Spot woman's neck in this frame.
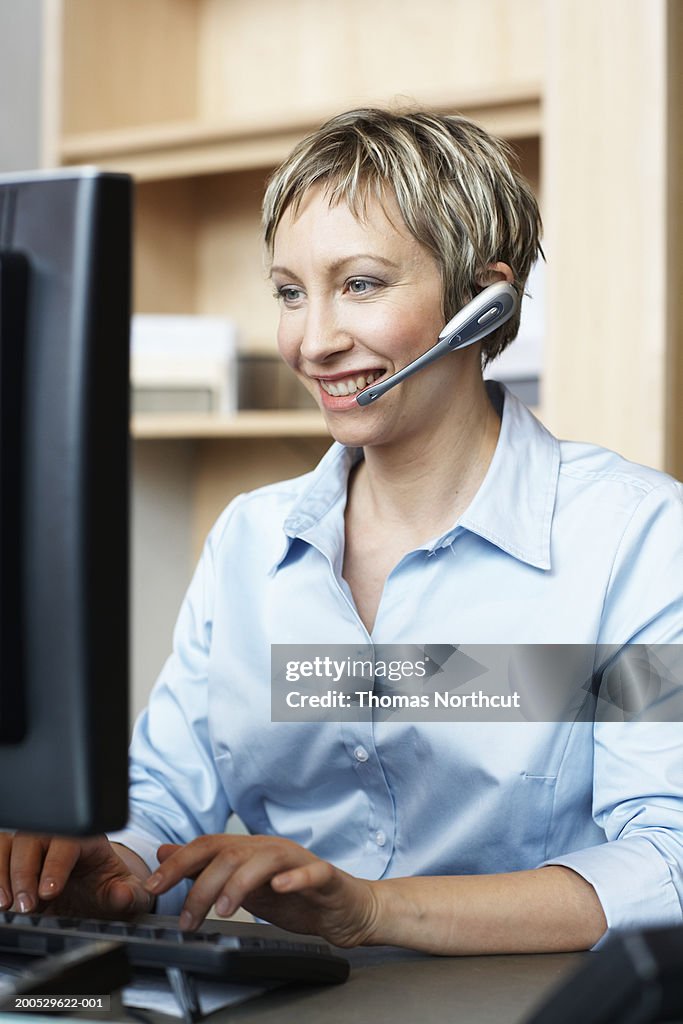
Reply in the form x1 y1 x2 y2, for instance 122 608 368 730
351 378 501 543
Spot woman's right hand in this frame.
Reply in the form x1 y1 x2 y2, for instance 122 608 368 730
0 832 154 919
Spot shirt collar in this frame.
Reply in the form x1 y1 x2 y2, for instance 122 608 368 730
272 382 560 573
269 443 358 573
458 382 560 570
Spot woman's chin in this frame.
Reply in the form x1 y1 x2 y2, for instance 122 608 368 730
322 415 391 451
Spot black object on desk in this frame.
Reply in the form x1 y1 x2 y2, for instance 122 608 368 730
0 938 130 1009
526 926 683 1024
0 168 131 835
0 911 349 987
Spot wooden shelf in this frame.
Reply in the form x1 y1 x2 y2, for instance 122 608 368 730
131 405 541 440
59 85 542 181
131 409 330 439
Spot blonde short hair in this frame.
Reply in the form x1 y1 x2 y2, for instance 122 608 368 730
262 108 542 364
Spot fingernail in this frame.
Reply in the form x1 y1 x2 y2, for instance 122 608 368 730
16 893 33 914
145 874 162 893
215 895 231 917
39 878 58 898
179 910 194 931
0 888 10 908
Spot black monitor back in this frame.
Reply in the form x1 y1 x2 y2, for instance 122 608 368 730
0 169 130 833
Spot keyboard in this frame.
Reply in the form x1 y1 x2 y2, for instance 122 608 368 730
0 911 350 986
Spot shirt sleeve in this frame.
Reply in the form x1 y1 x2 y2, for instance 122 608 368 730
108 507 233 915
542 480 683 947
543 722 683 947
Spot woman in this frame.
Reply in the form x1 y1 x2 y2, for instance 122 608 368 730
3 109 682 954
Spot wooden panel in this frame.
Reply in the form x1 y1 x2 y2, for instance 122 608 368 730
195 168 280 350
665 0 683 479
542 0 669 468
134 179 200 313
131 410 329 439
41 0 64 167
509 137 541 199
197 0 543 124
60 125 314 179
57 92 541 180
61 0 198 133
131 440 196 721
192 437 331 561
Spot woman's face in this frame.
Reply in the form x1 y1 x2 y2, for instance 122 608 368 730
270 184 459 449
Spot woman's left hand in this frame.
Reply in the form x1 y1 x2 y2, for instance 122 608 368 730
144 834 379 947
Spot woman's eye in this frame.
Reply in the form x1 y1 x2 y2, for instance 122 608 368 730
275 285 304 305
346 278 378 295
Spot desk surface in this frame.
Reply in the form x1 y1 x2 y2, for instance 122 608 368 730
142 918 585 1024
219 943 585 1024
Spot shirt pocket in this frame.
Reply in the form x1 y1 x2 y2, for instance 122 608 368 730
505 771 559 866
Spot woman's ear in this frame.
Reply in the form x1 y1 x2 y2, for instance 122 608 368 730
475 261 514 287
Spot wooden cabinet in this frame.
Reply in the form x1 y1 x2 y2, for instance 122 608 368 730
41 0 682 713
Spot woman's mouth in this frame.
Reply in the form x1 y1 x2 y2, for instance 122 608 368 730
318 370 385 397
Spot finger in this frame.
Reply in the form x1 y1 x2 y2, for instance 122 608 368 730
213 848 315 920
37 838 82 902
180 847 279 928
271 859 336 897
9 834 48 913
105 877 155 917
145 837 228 897
156 844 182 864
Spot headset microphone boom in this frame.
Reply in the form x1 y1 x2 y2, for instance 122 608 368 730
355 281 518 406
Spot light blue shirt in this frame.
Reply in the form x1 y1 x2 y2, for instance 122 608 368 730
113 384 683 944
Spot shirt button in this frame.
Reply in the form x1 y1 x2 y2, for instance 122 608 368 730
375 830 387 847
353 745 369 762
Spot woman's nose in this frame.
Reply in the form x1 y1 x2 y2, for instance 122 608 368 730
299 301 353 364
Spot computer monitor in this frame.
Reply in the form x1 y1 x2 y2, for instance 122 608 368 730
0 167 131 834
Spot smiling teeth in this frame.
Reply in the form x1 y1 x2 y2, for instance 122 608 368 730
320 372 383 397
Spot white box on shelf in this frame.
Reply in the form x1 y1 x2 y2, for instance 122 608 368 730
131 315 239 415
